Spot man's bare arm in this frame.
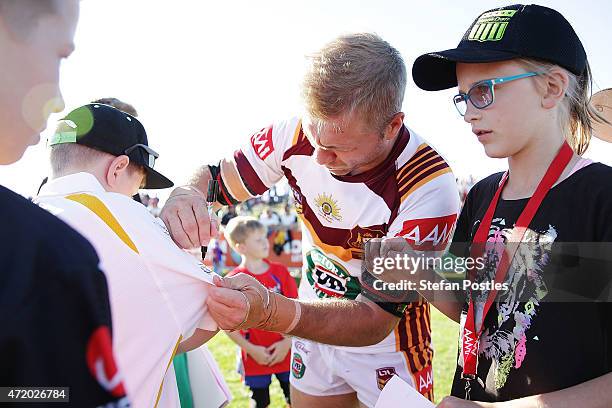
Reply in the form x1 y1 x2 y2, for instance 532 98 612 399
290 298 399 346
206 274 399 347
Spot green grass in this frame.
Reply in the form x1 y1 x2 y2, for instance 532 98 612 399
208 308 459 407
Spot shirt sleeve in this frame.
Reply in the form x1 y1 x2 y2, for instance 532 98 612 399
210 117 302 205
143 217 218 338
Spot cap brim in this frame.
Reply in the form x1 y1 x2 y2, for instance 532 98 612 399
143 167 174 189
412 48 519 91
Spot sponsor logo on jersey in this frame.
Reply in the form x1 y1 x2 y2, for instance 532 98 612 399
86 326 126 398
305 248 360 299
414 365 434 395
294 341 310 355
314 193 342 222
398 214 458 251
376 367 397 390
292 353 306 379
250 126 274 161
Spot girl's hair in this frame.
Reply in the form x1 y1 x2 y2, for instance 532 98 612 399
518 58 611 155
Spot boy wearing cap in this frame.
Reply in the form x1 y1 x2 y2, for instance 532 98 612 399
35 103 218 407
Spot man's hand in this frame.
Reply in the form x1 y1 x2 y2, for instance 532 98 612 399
207 274 271 330
266 337 292 366
364 237 424 298
246 344 272 366
160 186 216 249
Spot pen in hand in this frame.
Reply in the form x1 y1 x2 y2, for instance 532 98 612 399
201 179 218 260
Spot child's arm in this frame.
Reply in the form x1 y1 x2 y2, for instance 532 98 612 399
177 329 218 354
225 330 272 366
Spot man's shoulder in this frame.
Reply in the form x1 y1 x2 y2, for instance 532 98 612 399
1 186 99 271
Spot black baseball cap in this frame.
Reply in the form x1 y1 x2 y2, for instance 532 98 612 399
412 4 587 91
49 103 173 189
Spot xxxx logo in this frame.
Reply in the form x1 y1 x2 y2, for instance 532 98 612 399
305 248 360 299
468 9 517 42
292 353 306 379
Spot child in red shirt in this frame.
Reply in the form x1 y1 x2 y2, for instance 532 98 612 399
224 216 298 407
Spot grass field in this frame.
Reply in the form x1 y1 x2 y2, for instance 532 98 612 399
208 308 459 407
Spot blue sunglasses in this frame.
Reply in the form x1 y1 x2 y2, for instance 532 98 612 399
453 72 539 116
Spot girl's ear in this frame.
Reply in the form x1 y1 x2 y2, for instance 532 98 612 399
541 68 570 109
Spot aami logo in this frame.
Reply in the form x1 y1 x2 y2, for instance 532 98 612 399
462 328 478 359
86 326 126 398
250 126 274 161
414 365 434 395
398 214 458 251
376 367 397 390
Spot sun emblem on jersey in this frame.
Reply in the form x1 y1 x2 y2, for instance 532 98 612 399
314 193 342 222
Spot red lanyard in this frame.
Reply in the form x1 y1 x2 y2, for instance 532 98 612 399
461 142 573 386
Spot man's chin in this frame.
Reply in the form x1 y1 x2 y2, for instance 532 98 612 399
327 167 351 176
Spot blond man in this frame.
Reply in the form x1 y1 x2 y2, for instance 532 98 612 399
161 33 460 407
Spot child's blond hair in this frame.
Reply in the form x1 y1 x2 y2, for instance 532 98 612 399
224 216 266 250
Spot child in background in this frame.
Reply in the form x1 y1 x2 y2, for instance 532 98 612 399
224 216 297 408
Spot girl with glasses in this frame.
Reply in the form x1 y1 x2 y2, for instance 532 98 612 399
373 4 612 407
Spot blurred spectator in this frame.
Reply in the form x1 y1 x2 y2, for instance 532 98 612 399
92 97 139 117
148 197 161 217
258 208 280 231
221 206 237 226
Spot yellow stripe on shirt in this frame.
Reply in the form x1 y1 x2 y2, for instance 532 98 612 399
154 335 183 408
65 193 139 254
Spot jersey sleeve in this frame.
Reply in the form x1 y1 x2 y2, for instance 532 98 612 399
211 117 302 205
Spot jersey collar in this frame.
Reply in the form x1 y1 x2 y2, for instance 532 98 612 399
38 172 107 197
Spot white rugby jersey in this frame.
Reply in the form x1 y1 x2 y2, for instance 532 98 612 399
36 173 216 408
213 117 459 366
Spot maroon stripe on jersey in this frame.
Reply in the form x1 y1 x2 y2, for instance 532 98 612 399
397 313 418 373
397 149 438 181
282 127 314 161
365 174 400 215
396 145 435 180
398 155 445 190
408 301 429 369
398 161 449 198
282 166 386 250
358 127 412 213
234 149 268 195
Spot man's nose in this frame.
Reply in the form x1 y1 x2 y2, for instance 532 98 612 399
314 147 336 166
